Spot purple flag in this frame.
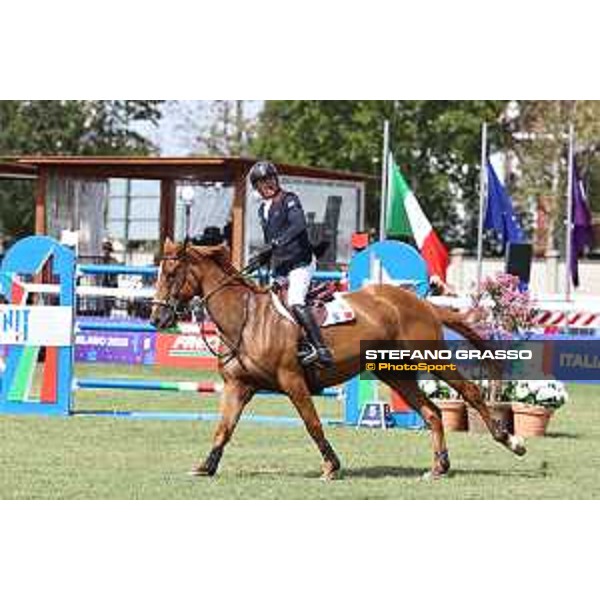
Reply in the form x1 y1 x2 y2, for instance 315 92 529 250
570 159 594 287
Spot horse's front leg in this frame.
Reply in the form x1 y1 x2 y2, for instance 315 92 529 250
190 381 254 476
282 373 341 480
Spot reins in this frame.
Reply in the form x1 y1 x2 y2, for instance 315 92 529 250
153 246 265 364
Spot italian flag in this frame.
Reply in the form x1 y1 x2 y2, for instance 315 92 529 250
385 155 449 280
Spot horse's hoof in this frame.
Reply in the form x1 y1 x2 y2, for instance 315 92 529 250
508 435 527 457
188 465 216 477
421 469 449 481
320 468 341 481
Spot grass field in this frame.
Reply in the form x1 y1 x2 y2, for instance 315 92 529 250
1 363 599 499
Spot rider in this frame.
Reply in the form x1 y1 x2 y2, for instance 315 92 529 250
249 161 334 367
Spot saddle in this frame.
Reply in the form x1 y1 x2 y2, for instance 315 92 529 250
271 280 355 384
272 280 338 326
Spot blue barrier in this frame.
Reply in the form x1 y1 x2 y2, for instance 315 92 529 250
79 263 344 281
77 321 159 333
79 264 157 276
76 410 342 426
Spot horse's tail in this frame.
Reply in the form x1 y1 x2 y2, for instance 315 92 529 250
431 304 503 382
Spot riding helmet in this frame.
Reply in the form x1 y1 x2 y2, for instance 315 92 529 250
249 161 279 189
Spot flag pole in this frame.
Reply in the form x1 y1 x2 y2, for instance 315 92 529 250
565 123 575 302
379 120 390 242
476 122 488 291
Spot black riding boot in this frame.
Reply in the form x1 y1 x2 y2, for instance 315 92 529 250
291 304 334 367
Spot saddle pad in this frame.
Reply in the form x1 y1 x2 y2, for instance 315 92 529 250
271 291 295 321
321 293 355 326
270 292 355 327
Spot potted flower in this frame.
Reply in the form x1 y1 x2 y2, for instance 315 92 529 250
419 378 467 432
458 377 515 434
467 273 537 434
503 380 568 437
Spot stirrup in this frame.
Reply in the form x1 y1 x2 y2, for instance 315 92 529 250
316 346 334 367
299 343 318 366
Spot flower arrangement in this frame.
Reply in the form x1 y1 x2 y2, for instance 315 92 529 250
418 378 458 401
470 273 537 340
502 380 568 411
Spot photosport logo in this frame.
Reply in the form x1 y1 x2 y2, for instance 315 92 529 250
361 339 600 381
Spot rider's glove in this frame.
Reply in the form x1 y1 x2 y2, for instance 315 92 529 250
248 243 273 269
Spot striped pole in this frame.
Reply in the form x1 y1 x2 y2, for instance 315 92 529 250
75 378 223 393
74 378 343 399
75 321 214 334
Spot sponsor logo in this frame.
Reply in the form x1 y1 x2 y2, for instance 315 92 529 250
1 308 30 343
75 335 130 348
156 333 220 364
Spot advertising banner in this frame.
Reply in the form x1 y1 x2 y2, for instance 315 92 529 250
0 306 73 346
75 318 155 364
155 331 219 369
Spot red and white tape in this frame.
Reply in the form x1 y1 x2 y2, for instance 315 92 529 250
533 310 600 328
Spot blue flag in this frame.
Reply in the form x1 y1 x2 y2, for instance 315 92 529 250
484 160 525 247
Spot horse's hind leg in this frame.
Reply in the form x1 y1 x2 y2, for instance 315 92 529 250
438 369 526 457
281 373 341 480
378 375 450 478
191 380 254 476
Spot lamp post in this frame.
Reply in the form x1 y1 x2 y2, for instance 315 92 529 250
181 185 195 241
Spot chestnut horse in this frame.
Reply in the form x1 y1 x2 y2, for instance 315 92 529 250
150 241 526 480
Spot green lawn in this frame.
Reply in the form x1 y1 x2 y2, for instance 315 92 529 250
1 363 599 499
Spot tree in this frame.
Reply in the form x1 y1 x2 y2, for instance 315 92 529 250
251 100 506 248
503 100 600 256
170 100 259 156
0 100 163 242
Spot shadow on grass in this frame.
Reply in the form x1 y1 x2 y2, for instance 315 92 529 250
544 431 580 439
234 463 547 481
338 465 546 480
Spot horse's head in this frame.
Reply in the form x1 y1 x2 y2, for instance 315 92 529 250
150 239 229 330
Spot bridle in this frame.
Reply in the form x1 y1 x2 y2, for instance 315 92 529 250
153 246 263 362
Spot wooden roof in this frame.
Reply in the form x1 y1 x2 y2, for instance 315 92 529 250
0 161 37 180
4 155 372 183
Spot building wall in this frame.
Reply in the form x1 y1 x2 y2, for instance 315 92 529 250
447 249 600 297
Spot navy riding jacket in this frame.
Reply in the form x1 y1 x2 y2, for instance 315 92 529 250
258 191 313 277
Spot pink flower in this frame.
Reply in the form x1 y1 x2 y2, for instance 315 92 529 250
470 272 535 338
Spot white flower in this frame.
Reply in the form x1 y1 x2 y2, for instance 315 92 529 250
536 386 556 401
420 379 438 395
515 382 531 400
526 380 544 393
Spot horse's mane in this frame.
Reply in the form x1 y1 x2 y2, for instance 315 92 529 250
187 243 267 294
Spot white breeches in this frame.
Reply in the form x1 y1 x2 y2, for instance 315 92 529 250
286 256 316 306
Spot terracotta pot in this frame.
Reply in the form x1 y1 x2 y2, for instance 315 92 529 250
468 402 514 435
437 399 468 432
512 402 553 437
